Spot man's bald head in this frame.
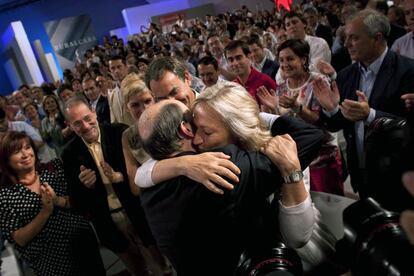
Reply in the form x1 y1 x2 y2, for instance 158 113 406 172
139 99 191 160
139 100 168 141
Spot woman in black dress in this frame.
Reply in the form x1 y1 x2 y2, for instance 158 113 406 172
0 131 105 276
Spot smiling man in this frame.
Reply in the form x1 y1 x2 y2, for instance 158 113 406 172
82 78 110 124
283 11 331 73
197 55 223 88
61 96 158 276
225 40 276 103
145 57 197 108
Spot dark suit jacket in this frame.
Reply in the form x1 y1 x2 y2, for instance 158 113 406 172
321 50 414 193
94 96 110 124
261 58 279 80
141 116 324 276
315 24 333 48
62 123 154 251
388 23 406 48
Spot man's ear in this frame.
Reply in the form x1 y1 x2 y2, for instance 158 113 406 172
184 71 192 86
374 32 384 43
179 121 194 139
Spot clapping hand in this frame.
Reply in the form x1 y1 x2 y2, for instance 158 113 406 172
79 165 96 188
313 78 340 111
279 94 299 109
401 94 414 112
257 86 279 112
101 161 124 183
340 91 370 121
40 184 54 215
316 60 336 78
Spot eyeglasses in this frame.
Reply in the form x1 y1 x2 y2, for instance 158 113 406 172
70 113 96 129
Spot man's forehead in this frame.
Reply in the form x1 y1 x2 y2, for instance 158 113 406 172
151 72 182 90
199 64 216 71
345 18 365 33
285 17 301 23
109 59 124 66
208 37 220 43
226 47 245 58
83 80 95 87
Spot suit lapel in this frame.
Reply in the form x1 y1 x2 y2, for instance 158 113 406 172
74 137 97 171
99 125 111 164
368 51 394 107
95 96 102 114
349 65 360 101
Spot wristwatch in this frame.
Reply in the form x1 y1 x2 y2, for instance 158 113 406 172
283 170 304 184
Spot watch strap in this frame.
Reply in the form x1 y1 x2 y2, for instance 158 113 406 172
283 170 304 184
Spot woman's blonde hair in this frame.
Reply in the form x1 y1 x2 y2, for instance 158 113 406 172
194 82 271 151
121 73 153 106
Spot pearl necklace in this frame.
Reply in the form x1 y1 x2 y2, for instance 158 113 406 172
286 74 312 94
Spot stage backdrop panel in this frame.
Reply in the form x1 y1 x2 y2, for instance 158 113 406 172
44 14 97 70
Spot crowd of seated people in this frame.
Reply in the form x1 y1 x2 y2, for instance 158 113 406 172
1 0 414 275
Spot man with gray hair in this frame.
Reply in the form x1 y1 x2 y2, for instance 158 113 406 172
313 9 414 198
61 96 159 275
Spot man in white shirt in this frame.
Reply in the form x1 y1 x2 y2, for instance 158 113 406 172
247 35 279 80
108 55 134 125
284 11 331 72
275 11 331 84
197 56 225 89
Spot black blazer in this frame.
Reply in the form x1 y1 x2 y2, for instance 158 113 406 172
321 50 414 191
141 116 324 275
388 23 406 48
94 96 110 124
62 123 154 251
261 58 279 80
315 24 333 48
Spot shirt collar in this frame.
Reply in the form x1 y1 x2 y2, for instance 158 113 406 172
81 125 101 147
257 56 267 69
90 95 100 107
359 47 388 75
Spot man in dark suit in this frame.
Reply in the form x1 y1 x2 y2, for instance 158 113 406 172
82 78 110 124
313 9 414 198
137 99 323 275
61 96 157 276
374 0 406 47
247 35 279 80
304 6 333 48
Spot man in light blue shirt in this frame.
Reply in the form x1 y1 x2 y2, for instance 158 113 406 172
313 9 414 198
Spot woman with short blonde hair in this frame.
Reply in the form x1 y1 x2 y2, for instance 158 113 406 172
121 73 151 108
194 82 271 151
